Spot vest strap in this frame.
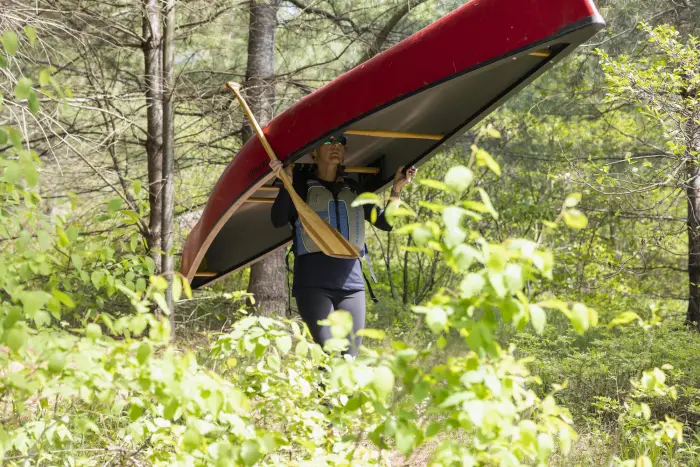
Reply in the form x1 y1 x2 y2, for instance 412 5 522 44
363 271 379 303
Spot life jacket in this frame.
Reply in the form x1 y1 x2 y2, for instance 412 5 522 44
294 179 365 256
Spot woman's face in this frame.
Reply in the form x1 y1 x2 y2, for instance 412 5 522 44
315 135 346 165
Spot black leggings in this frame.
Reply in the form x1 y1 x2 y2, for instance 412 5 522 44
294 288 366 357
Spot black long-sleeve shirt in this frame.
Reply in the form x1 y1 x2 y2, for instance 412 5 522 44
271 173 392 294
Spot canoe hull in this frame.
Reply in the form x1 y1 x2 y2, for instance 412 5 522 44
182 0 605 288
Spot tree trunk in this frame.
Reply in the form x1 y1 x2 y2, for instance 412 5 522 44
142 0 163 273
686 164 700 327
244 0 287 316
162 0 176 328
686 105 700 327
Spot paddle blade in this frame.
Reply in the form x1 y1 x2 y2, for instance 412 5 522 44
290 189 360 259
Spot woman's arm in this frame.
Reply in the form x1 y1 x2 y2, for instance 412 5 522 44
271 186 297 227
269 162 299 228
363 165 417 231
364 204 393 231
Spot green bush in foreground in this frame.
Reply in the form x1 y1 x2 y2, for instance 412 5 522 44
0 25 685 467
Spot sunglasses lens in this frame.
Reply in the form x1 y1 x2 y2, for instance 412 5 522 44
322 135 347 146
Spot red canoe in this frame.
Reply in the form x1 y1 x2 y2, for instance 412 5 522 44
182 0 605 288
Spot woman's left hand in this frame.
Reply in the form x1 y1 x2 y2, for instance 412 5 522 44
392 165 417 193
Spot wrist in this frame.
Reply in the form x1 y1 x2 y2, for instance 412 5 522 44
390 187 401 199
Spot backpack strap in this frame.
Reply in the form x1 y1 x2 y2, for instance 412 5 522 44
360 243 379 303
285 247 293 317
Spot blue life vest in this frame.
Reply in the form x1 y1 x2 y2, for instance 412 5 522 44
294 179 366 256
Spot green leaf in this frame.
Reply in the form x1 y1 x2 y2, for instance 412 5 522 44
473 145 501 176
4 308 22 329
107 198 123 212
444 165 474 194
24 26 37 46
153 293 170 315
571 303 590 334
0 128 7 145
2 31 19 56
119 210 141 225
327 310 353 338
537 433 554 463
563 193 582 208
37 230 51 250
608 311 642 328
240 440 262 466
21 291 52 317
477 188 499 219
150 275 168 290
459 273 485 298
132 179 142 196
145 257 156 275
357 328 386 340
86 323 102 340
563 209 588 229
66 225 79 242
136 342 152 364
15 78 32 99
23 160 38 187
529 304 546 334
425 307 447 333
181 275 193 299
4 327 26 352
419 179 451 192
182 427 201 452
504 264 524 293
27 91 39 114
8 127 22 149
52 290 75 309
48 353 66 373
396 424 417 456
350 192 380 207
163 399 179 420
3 162 20 184
418 200 445 213
275 335 292 354
411 225 433 247
91 270 104 290
559 426 572 456
437 334 446 349
484 124 502 139
172 274 182 302
372 366 395 401
39 69 51 87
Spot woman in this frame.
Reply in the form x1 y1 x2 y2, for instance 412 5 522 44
270 134 415 357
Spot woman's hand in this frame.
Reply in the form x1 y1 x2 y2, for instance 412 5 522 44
270 160 292 182
391 165 416 197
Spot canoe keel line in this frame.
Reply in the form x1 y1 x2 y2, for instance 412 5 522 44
182 0 605 287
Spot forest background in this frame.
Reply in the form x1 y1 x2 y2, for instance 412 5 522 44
1 0 700 465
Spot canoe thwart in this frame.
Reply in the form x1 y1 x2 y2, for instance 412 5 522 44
344 129 443 140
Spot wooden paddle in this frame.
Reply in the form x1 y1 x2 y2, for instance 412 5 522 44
226 82 360 260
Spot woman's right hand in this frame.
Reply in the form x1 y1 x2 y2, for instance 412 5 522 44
269 160 292 182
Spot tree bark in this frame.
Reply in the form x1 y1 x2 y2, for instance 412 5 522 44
142 0 163 273
162 0 176 328
686 108 700 328
245 0 287 316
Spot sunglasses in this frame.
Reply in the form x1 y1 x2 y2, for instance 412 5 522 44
322 135 347 146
